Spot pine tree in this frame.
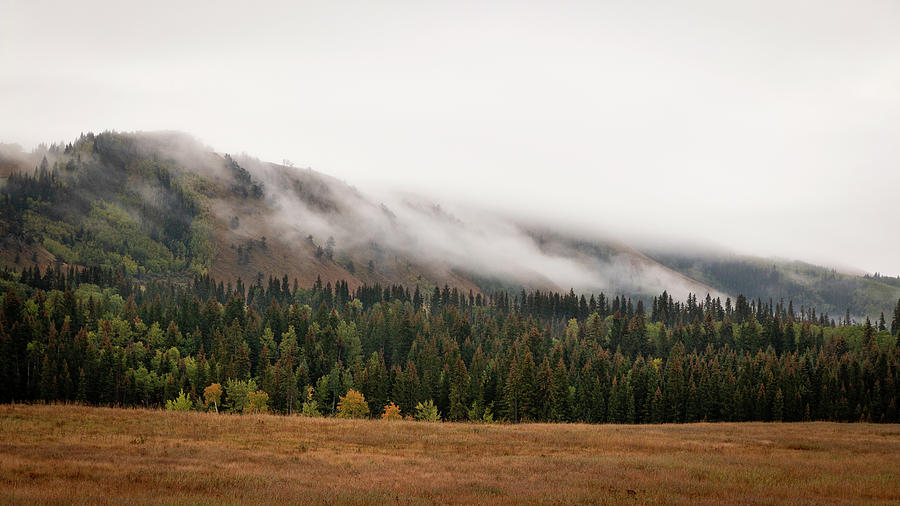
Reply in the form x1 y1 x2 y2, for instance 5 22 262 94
276 327 301 413
40 354 57 401
607 377 622 423
165 321 182 349
504 351 537 422
863 317 876 349
755 383 767 421
686 379 702 423
76 368 87 403
650 386 664 423
0 322 13 402
625 312 647 358
664 343 686 422
608 375 634 423
233 342 251 380
773 388 784 421
549 359 571 422
361 352 389 416
60 360 74 401
391 361 421 416
537 358 553 421
448 356 469 421
891 298 900 336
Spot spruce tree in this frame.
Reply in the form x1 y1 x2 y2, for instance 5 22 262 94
40 354 57 401
650 386 664 423
448 356 469 421
549 359 571 422
863 317 875 349
891 298 900 336
0 322 13 402
76 368 87 403
773 388 784 421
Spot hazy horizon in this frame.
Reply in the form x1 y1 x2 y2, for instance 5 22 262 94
2 0 898 276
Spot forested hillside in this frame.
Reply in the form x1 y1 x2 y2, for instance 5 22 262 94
0 133 216 276
0 130 897 319
1 264 898 423
650 253 900 320
0 132 492 294
2 133 899 422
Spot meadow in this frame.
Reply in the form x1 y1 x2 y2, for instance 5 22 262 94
1 404 899 504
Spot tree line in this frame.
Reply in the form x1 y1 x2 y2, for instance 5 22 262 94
1 264 898 423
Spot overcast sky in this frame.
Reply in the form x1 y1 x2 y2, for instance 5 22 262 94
2 0 899 275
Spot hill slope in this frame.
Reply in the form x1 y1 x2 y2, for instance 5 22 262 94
1 130 897 316
648 251 900 319
0 131 713 297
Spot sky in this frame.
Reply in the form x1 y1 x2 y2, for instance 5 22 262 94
2 0 899 276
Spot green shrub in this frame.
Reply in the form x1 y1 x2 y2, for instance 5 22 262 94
301 400 322 417
415 400 440 422
165 389 193 411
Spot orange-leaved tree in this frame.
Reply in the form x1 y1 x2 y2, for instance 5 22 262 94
204 383 222 413
382 401 402 420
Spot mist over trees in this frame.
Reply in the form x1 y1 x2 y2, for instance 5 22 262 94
2 130 897 321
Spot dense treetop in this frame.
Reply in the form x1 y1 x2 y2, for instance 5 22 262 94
1 264 898 423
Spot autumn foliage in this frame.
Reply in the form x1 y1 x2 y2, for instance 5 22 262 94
337 389 369 419
382 401 402 420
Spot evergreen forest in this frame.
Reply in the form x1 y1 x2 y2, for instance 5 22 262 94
2 264 898 423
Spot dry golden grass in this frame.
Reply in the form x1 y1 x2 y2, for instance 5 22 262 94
1 404 899 505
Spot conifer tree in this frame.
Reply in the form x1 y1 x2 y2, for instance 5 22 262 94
773 388 784 421
448 356 469 421
650 386 664 423
863 317 876 349
504 351 538 422
40 354 57 401
76 368 88 403
892 298 900 336
276 327 301 413
549 359 571 422
0 322 13 402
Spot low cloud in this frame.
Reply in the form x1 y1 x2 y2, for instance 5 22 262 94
231 152 722 299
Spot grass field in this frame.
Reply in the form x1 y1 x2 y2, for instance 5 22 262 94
1 405 899 504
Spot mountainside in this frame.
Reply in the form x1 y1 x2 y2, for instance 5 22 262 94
0 132 481 294
647 252 900 320
1 131 897 317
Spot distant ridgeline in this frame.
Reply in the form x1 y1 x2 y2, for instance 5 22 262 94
1 264 898 423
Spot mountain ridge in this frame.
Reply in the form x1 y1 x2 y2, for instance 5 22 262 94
1 130 897 318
